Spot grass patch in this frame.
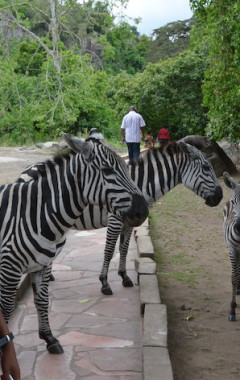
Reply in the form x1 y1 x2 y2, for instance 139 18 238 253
158 271 198 284
168 253 193 265
149 184 219 286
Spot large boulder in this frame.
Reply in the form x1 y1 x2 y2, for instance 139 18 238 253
179 135 237 177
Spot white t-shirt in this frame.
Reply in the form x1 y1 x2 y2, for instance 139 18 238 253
121 111 146 143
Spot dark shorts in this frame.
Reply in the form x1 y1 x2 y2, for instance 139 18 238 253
127 143 140 162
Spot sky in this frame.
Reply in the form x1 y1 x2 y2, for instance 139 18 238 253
124 0 193 36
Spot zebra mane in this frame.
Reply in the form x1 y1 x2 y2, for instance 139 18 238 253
135 141 180 167
19 140 128 182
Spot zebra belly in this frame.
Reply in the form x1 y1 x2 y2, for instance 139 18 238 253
0 235 66 273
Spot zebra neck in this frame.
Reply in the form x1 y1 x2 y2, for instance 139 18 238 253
39 156 88 231
129 149 179 204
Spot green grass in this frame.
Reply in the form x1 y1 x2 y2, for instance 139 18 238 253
149 184 221 286
158 271 198 284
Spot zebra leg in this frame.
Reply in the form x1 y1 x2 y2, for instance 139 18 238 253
229 251 238 321
0 258 22 323
118 227 134 287
31 265 64 354
236 261 240 295
99 215 123 295
237 282 240 295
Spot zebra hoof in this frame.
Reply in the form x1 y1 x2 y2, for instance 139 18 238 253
47 341 64 354
49 274 55 281
101 286 113 296
228 314 236 321
122 278 134 287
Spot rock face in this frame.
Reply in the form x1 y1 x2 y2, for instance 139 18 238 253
179 135 237 177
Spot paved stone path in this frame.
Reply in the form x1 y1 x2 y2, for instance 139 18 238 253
8 228 143 380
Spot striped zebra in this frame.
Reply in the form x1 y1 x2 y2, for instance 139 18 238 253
223 172 240 321
0 133 148 354
19 140 223 296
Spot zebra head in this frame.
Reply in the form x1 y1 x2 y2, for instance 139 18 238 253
62 133 148 226
178 142 223 207
223 172 240 233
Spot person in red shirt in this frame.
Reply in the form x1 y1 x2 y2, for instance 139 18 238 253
157 128 170 147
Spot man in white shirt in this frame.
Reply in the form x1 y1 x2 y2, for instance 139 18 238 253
121 106 145 163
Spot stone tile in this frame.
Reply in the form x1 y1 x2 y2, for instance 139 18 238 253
75 352 141 378
66 314 125 329
14 331 43 349
52 263 71 271
35 346 75 380
89 297 140 319
59 331 133 348
50 287 79 299
10 230 146 379
21 314 39 331
90 348 142 372
17 350 36 378
51 298 98 313
51 270 82 281
86 321 142 344
48 311 71 330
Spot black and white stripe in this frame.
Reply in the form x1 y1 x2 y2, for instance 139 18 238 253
0 133 148 354
19 141 223 297
223 172 240 321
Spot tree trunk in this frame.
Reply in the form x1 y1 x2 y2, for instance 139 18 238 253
50 0 61 73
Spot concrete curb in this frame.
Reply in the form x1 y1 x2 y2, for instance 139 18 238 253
134 218 174 380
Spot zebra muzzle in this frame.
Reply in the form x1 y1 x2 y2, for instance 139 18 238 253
123 194 149 227
205 186 223 207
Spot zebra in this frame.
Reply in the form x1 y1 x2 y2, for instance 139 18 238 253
0 133 149 354
19 140 223 296
223 172 240 321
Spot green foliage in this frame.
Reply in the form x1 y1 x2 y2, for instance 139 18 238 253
0 47 118 143
101 22 150 74
111 49 208 139
146 18 195 63
14 39 47 75
190 0 240 142
1 0 227 145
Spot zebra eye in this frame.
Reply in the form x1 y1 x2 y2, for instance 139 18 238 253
101 166 116 176
202 163 210 170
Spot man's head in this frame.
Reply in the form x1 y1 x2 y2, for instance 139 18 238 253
129 106 136 112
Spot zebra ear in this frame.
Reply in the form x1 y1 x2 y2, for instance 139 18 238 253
223 172 237 190
179 141 199 159
62 133 94 160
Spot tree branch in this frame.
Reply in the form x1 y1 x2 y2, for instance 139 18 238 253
1 2 51 22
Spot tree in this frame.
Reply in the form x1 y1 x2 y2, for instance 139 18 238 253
146 18 195 63
112 49 208 139
190 0 240 142
0 0 129 142
101 22 149 74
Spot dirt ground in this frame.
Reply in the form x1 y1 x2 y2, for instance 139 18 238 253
0 145 53 183
1 146 240 380
149 174 240 380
